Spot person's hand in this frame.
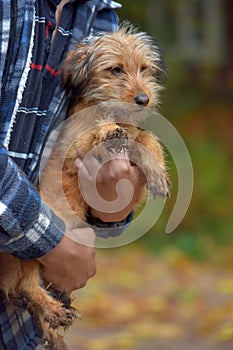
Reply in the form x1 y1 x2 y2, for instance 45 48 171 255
76 152 144 222
37 227 96 294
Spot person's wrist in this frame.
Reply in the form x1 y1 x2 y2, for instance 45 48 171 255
88 207 132 223
86 208 133 226
86 210 133 239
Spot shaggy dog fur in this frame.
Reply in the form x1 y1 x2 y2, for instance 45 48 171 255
0 25 170 348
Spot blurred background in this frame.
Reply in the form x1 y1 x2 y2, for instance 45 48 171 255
65 1 233 349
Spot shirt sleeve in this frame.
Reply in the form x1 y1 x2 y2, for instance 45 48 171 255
0 145 65 260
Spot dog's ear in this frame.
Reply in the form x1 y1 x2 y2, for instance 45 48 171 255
151 39 166 84
60 43 92 95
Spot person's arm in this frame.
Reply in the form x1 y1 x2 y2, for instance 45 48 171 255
0 145 65 258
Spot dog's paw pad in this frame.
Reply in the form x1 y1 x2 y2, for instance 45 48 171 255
104 127 128 141
104 127 128 152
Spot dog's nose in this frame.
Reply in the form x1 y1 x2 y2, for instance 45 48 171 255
134 94 149 106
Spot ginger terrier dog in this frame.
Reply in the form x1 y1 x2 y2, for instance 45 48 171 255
0 25 170 348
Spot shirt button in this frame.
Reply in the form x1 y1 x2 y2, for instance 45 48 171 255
49 10 55 18
45 46 50 54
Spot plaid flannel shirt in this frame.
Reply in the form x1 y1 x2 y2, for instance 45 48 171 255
0 0 124 348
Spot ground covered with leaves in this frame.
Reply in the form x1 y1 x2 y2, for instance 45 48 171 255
64 245 233 350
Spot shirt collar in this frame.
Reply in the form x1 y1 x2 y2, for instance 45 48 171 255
48 0 90 7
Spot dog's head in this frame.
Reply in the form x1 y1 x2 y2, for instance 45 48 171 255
61 24 165 110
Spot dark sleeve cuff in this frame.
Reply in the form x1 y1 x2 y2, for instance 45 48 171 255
86 210 133 238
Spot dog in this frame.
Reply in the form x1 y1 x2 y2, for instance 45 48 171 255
0 25 170 348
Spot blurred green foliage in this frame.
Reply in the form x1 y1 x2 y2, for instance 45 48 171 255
118 1 233 259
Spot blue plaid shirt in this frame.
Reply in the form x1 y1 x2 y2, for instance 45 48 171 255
0 0 123 348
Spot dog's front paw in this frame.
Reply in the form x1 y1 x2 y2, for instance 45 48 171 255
148 169 171 199
102 126 128 153
104 127 127 141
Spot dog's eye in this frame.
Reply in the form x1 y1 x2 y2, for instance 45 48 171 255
140 66 148 73
110 66 123 75
154 70 163 83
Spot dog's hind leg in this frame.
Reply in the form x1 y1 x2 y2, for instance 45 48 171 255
15 260 79 330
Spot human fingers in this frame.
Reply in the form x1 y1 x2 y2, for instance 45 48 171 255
38 228 96 293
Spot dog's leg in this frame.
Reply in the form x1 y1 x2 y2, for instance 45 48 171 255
17 260 79 330
41 332 69 350
128 128 170 198
62 122 129 221
0 253 78 331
